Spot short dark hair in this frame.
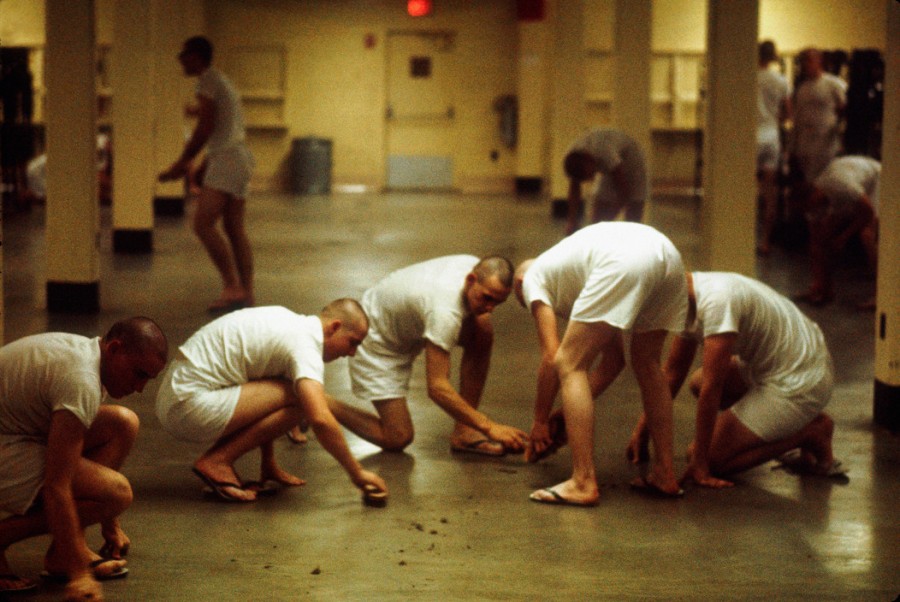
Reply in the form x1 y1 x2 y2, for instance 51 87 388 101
759 40 777 64
182 36 214 64
563 151 593 180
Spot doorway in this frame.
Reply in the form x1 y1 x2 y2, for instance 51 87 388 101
385 30 456 190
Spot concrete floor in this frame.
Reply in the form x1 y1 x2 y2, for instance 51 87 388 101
2 191 898 601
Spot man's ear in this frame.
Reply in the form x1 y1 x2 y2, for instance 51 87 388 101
324 319 342 337
464 272 477 287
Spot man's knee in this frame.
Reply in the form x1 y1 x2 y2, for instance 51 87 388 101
108 473 134 515
381 428 414 452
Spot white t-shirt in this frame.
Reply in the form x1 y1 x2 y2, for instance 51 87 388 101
362 255 477 355
793 74 846 154
177 306 325 389
815 155 881 216
197 67 246 154
567 128 648 204
0 333 103 435
685 272 830 395
757 68 789 144
522 222 686 332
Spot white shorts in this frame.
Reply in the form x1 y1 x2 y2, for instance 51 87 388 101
349 334 418 403
757 138 780 172
571 244 687 333
730 363 834 442
203 144 254 199
155 359 242 444
0 435 46 515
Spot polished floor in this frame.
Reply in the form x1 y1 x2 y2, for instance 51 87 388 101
2 190 898 601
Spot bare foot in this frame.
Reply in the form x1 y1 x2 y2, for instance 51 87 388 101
450 424 505 456
44 547 127 578
641 467 682 497
260 464 305 487
529 479 599 506
800 414 835 475
192 459 256 502
286 426 308 444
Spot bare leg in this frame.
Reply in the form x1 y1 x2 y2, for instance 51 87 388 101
532 321 619 506
757 168 778 255
630 329 681 494
193 187 245 304
327 396 414 452
709 412 834 476
194 380 305 501
81 406 140 559
221 196 254 305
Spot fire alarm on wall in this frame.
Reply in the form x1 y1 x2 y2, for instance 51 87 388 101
407 0 432 17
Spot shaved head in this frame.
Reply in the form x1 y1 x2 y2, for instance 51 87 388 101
321 298 368 333
473 256 514 288
104 316 168 363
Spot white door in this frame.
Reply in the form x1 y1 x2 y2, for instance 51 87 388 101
385 31 456 189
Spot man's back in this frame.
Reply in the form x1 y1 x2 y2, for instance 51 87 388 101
362 255 478 354
0 333 101 436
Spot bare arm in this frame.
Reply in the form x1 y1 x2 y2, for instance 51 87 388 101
425 342 527 449
457 314 493 408
159 95 215 181
43 411 94 580
527 301 563 453
294 378 387 493
684 333 737 488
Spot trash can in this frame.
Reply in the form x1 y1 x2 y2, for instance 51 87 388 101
291 137 332 195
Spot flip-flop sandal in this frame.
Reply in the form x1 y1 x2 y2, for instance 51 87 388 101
528 487 597 507
41 559 129 583
0 573 38 592
241 480 281 497
450 439 506 457
192 468 253 502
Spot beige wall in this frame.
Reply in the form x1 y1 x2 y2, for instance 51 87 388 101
0 0 889 192
206 0 518 192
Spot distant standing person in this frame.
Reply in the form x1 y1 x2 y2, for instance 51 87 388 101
160 36 256 313
791 48 846 185
563 128 648 234
756 40 792 256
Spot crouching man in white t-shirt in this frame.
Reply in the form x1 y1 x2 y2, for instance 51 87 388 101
0 318 168 600
515 222 688 506
155 300 386 503
325 255 529 458
627 272 837 487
